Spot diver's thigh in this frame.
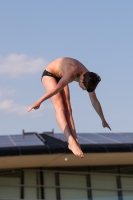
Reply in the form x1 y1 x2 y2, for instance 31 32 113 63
42 76 64 109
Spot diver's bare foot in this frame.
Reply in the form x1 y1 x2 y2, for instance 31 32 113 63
75 138 81 149
68 136 84 158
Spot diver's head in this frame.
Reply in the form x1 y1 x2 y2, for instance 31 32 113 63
79 72 101 92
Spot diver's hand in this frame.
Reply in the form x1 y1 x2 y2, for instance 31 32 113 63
28 101 41 112
102 120 111 130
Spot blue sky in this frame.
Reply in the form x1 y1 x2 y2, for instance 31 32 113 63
0 0 133 135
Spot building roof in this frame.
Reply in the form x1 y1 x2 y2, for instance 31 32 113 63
0 131 133 168
0 131 133 157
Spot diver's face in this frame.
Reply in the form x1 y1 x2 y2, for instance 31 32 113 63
79 75 86 90
80 82 86 90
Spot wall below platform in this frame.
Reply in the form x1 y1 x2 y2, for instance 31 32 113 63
0 165 133 200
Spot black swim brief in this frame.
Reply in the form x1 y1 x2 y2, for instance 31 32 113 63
41 70 61 82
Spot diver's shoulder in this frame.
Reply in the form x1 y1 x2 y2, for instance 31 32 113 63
50 57 78 62
57 57 77 61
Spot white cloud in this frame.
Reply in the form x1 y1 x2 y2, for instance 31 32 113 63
0 100 27 115
0 99 52 117
0 54 48 77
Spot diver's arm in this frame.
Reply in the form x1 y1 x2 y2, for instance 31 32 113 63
28 73 74 112
89 91 111 130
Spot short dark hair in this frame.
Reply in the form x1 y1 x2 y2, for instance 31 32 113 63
82 72 101 92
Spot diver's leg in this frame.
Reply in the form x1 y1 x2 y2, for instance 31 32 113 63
42 76 84 158
61 85 80 146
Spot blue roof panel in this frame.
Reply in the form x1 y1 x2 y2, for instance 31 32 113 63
54 133 133 144
0 134 44 147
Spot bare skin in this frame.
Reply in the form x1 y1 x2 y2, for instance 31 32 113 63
28 57 111 158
